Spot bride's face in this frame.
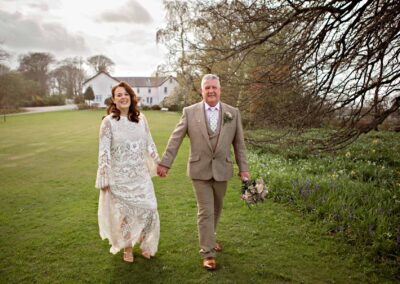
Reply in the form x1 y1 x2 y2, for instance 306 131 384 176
113 87 131 112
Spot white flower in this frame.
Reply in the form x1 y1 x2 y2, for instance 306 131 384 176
223 111 233 124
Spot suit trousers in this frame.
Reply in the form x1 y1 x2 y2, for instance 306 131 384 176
192 179 227 259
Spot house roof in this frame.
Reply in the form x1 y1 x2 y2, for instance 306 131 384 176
83 71 175 88
82 71 118 85
115 76 173 87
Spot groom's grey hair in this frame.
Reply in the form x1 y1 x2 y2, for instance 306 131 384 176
201 74 220 89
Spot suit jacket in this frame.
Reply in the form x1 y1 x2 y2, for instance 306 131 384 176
160 101 248 181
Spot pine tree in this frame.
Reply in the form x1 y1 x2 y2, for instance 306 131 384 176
83 86 95 106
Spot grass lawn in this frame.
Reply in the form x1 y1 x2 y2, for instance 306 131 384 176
0 110 395 283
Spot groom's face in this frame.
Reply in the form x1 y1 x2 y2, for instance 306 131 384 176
201 79 221 107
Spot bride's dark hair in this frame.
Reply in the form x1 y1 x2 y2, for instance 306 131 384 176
106 81 140 123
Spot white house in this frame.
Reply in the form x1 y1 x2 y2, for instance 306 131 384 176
82 71 179 108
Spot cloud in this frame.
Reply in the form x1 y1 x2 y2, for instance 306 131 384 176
97 0 152 24
1 0 61 10
0 10 88 53
110 28 155 45
28 2 50 11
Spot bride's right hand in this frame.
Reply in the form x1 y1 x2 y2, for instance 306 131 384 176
101 186 110 192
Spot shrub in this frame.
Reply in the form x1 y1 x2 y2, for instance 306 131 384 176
74 95 85 104
77 103 91 110
151 105 161 111
246 129 400 264
0 108 25 115
43 95 65 106
29 96 45 107
168 104 181 112
21 95 65 107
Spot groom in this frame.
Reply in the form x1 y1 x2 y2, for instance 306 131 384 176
157 74 250 270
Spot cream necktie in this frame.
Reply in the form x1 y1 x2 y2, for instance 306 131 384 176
209 107 218 132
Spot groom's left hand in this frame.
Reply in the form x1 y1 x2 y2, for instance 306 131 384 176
239 171 251 181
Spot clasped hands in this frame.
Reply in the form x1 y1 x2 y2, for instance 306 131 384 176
157 164 169 178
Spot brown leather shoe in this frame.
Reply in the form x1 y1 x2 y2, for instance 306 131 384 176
215 243 222 252
203 257 217 270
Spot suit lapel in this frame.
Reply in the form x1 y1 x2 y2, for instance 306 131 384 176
196 102 213 151
215 102 227 152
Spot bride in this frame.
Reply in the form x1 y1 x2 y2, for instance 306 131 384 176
95 81 160 262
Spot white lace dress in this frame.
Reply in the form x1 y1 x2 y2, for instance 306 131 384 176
95 113 160 255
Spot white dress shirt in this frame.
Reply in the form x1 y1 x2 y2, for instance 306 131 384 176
204 101 221 125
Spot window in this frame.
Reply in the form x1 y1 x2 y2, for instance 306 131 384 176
137 88 140 94
169 78 173 84
150 97 153 104
95 95 102 102
164 87 167 93
148 88 151 94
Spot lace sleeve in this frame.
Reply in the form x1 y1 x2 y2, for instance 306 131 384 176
95 117 113 189
142 114 160 177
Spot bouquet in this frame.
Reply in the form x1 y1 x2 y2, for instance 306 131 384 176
241 178 268 208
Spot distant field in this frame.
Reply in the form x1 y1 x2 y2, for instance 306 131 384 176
0 110 396 283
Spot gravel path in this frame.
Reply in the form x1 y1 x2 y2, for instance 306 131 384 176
22 104 78 113
7 104 79 116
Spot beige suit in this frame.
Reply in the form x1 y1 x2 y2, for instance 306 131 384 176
160 101 248 258
161 101 248 177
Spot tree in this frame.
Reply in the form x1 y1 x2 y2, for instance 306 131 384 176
162 87 185 110
50 57 86 98
211 0 400 149
158 0 400 150
157 0 309 123
84 86 95 106
87 55 114 74
0 64 10 76
0 71 40 109
0 44 9 62
157 1 199 106
18 52 54 97
0 45 10 76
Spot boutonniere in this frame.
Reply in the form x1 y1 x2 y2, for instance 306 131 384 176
223 111 233 124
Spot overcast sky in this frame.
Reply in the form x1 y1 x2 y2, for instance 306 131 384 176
0 0 168 76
